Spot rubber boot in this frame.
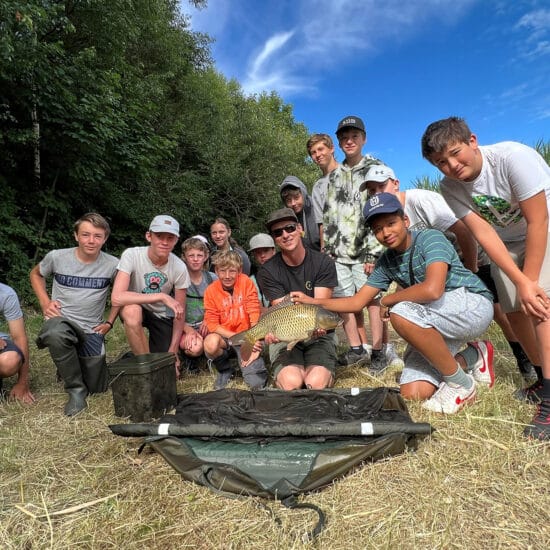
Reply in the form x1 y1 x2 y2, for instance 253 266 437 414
80 355 108 394
36 319 88 416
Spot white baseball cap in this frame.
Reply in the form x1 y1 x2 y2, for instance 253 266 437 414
359 165 397 192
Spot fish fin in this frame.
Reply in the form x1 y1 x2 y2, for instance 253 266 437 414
286 340 300 351
229 329 249 347
259 295 295 317
239 342 253 362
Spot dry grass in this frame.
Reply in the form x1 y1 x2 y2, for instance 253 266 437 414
1 310 549 549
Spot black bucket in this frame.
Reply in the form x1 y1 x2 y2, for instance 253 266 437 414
109 352 177 422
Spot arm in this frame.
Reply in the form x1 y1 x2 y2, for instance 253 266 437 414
379 262 447 308
168 288 187 363
292 284 379 312
462 204 550 319
447 219 478 272
8 318 35 404
111 271 184 318
30 264 61 318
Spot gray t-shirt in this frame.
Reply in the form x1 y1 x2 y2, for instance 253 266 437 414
0 283 23 339
117 247 190 318
39 248 118 333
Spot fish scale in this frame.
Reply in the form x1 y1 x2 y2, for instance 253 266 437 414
230 302 341 350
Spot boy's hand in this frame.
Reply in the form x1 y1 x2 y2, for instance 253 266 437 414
519 279 550 321
264 332 280 345
9 381 36 404
164 295 184 319
290 291 313 305
241 348 260 367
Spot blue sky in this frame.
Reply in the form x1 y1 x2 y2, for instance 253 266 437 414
183 0 549 189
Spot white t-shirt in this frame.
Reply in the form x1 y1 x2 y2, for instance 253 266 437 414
117 247 190 318
403 189 458 232
441 142 550 242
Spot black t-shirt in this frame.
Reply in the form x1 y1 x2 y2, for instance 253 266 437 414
256 249 337 303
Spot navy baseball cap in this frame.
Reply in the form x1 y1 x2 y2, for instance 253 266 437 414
363 192 404 223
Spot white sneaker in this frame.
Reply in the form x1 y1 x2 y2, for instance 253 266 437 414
422 376 477 414
468 341 495 388
384 343 404 369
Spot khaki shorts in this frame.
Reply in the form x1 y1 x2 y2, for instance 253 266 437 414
490 237 550 313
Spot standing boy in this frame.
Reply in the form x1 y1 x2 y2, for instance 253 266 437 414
256 208 338 390
323 115 385 368
30 213 118 415
291 193 495 413
0 283 34 403
421 116 550 439
111 215 190 374
203 250 268 390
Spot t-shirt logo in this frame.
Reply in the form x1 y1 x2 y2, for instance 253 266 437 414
472 195 522 227
143 271 168 293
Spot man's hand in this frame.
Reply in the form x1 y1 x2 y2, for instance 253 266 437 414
9 381 36 404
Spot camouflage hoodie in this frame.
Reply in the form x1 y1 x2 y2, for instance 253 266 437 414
323 155 384 263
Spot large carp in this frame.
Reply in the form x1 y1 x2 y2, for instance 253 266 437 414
230 301 341 354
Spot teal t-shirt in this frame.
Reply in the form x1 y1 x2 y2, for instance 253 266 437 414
366 229 492 301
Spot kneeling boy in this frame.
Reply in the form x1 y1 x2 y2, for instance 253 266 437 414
203 250 268 390
292 193 494 413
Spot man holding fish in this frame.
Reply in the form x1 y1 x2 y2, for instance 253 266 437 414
255 208 339 390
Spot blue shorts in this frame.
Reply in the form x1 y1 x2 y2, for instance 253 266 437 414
0 338 24 364
392 288 493 387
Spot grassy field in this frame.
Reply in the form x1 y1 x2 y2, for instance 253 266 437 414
1 310 549 549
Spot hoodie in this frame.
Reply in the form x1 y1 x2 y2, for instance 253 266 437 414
279 176 321 251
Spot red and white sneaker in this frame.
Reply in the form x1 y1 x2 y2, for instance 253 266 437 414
422 375 477 414
468 340 495 388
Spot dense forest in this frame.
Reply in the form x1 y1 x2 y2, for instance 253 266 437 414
0 0 318 300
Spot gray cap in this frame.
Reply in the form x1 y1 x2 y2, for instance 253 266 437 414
359 165 397 192
149 215 180 236
265 207 299 231
248 233 275 251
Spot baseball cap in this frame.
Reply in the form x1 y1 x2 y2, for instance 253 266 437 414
363 193 404 223
359 165 397 192
248 233 275 251
336 115 365 135
265 207 299 231
149 215 180 236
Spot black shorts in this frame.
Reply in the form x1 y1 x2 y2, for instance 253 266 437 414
142 308 174 352
476 264 498 304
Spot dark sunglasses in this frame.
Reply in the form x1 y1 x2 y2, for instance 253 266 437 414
271 224 298 238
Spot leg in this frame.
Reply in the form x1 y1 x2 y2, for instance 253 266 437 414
303 366 333 389
36 318 88 416
120 305 149 355
301 336 337 389
204 333 234 389
276 366 306 390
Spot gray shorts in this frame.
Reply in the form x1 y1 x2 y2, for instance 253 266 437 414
394 288 493 386
491 238 550 313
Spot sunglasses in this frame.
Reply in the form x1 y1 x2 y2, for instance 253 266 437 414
271 224 298 238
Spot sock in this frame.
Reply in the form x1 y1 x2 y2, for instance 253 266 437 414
443 364 474 390
350 345 363 354
457 344 479 370
508 341 524 359
541 378 550 400
533 365 543 382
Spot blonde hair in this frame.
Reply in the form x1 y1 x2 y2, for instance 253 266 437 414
306 133 334 155
181 237 210 257
74 212 111 237
211 249 242 270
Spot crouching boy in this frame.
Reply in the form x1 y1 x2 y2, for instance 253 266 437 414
203 250 268 390
291 193 495 414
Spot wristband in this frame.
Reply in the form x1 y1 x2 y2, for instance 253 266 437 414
105 320 114 328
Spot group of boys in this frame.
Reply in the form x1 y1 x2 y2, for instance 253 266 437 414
2 114 549 441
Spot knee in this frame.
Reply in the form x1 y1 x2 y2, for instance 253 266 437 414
0 353 21 377
120 305 143 328
400 381 437 401
276 368 303 390
203 334 223 356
